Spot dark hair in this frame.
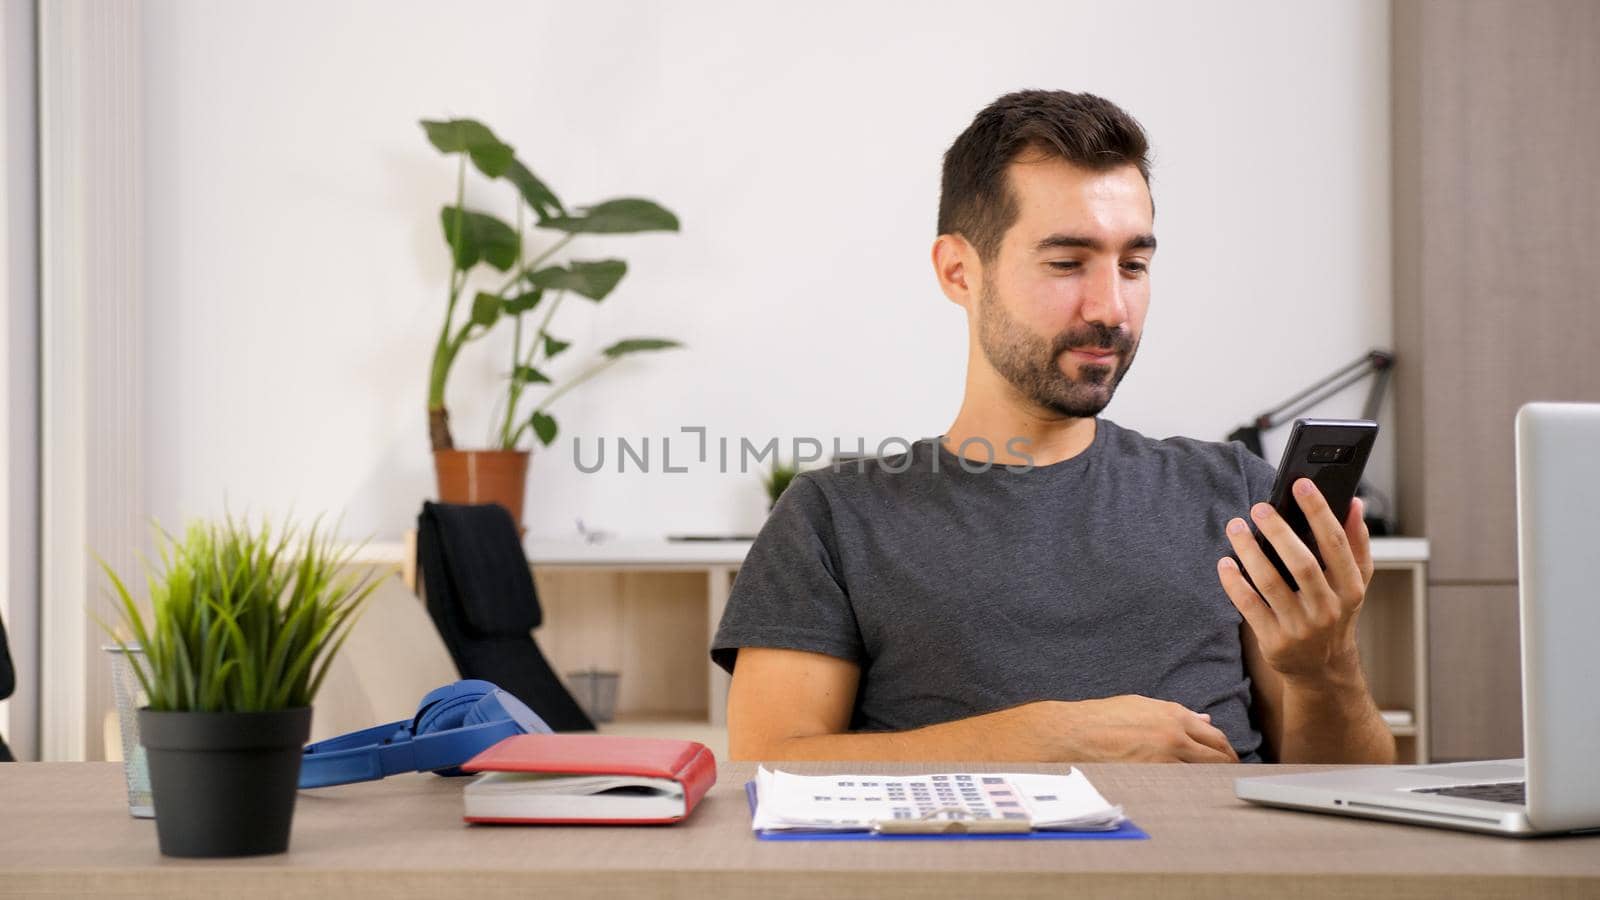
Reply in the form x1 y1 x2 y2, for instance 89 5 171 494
937 90 1151 262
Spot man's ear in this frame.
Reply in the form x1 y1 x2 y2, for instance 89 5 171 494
931 233 978 308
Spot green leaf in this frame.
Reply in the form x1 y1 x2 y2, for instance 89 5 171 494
503 289 542 315
538 198 679 234
440 207 520 271
419 118 514 178
542 333 571 358
529 411 558 447
503 158 564 219
513 365 550 385
470 292 502 329
524 259 628 301
601 337 684 359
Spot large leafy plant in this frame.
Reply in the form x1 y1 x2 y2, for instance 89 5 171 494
102 517 381 712
422 118 683 451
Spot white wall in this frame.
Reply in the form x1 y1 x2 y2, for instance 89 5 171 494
140 0 1392 542
0 0 16 749
2 0 41 758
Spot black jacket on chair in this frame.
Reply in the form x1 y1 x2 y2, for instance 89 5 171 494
416 501 594 732
1 611 15 761
0 612 13 702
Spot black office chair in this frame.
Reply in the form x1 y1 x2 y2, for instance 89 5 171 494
415 501 595 732
1 611 15 761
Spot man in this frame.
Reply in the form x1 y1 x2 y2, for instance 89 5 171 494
711 90 1394 765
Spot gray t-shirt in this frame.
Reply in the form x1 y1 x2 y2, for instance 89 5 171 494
711 418 1279 762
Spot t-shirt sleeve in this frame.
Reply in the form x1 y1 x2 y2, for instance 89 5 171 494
710 473 865 674
1234 441 1280 508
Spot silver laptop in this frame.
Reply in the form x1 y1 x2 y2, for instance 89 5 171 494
1235 402 1600 836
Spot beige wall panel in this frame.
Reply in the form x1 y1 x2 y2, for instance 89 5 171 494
1398 0 1600 581
1391 0 1426 539
1427 584 1522 762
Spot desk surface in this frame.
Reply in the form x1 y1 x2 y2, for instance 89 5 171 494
3 761 1593 899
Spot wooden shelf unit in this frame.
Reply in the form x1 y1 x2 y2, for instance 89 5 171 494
367 535 1428 761
1361 538 1431 763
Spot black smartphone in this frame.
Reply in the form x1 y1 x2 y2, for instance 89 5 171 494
1243 418 1378 593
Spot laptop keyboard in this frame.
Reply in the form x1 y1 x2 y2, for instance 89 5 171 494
1411 781 1526 805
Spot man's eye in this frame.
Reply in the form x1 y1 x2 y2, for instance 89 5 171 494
1046 261 1080 271
1121 260 1149 274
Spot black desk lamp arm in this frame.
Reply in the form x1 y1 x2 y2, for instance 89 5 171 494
1230 350 1394 456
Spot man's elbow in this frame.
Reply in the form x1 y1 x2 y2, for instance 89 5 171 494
729 726 814 761
727 727 775 761
723 647 862 760
728 715 841 761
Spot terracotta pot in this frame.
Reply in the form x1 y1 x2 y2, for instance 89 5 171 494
433 449 531 528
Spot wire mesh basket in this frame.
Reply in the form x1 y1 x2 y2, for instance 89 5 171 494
104 645 154 818
565 667 620 723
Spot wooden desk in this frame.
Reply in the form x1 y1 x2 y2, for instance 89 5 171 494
4 761 1597 898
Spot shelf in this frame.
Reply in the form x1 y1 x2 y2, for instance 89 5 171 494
1368 537 1429 564
344 536 751 569
1380 709 1417 739
350 535 1426 568
338 535 1428 763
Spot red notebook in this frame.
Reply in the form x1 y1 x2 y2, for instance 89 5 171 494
460 734 717 825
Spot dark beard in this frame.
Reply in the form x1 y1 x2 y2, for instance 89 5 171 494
976 279 1139 418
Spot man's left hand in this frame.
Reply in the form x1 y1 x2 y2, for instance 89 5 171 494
1216 480 1375 682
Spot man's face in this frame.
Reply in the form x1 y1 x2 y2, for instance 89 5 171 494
974 156 1155 418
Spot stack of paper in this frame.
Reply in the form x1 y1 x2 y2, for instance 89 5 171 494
464 772 686 821
750 766 1125 833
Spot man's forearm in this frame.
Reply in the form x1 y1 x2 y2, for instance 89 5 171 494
1275 661 1396 764
750 704 1047 762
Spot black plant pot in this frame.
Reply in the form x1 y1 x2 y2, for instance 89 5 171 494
137 706 312 858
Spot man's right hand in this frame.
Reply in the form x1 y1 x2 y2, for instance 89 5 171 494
1001 695 1240 763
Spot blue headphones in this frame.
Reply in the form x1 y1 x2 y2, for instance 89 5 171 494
299 680 552 789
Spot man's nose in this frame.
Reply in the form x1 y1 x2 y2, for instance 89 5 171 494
1079 262 1129 329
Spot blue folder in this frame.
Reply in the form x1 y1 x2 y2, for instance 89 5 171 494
745 781 1149 841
